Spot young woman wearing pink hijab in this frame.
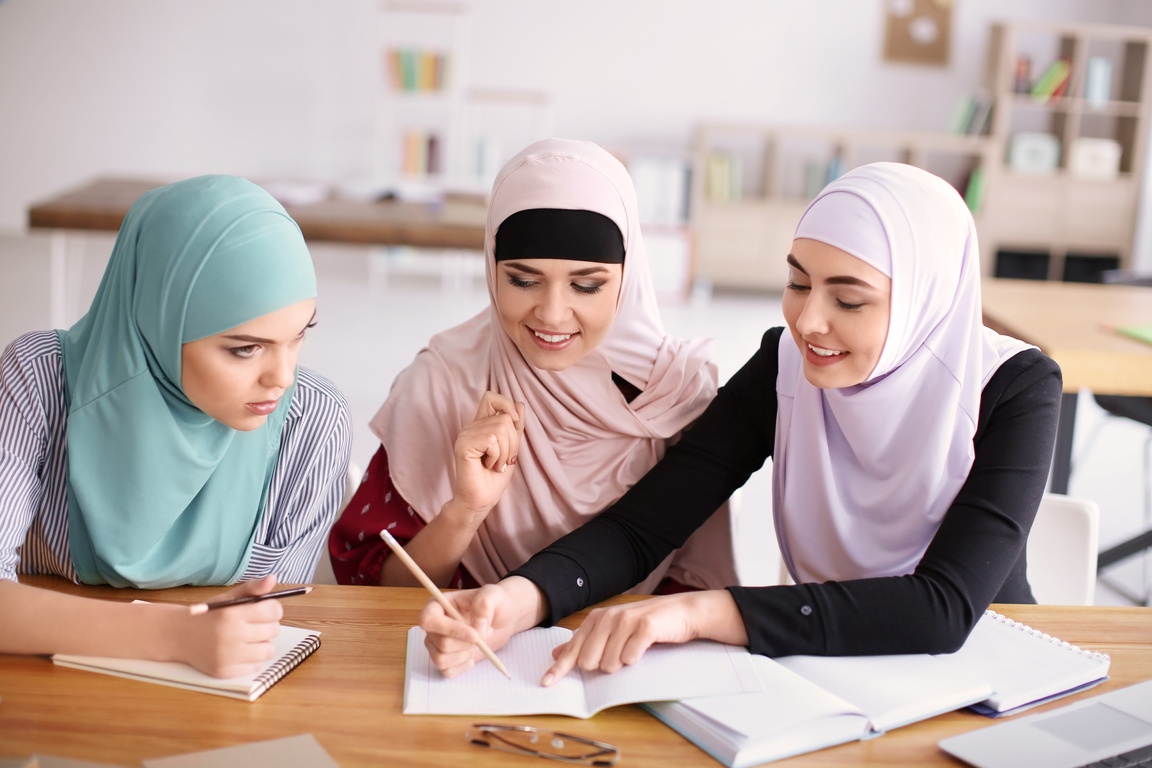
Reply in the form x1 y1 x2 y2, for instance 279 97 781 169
328 139 737 593
417 162 1062 683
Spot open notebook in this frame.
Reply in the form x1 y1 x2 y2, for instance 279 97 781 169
643 610 1110 768
403 625 764 718
52 624 320 702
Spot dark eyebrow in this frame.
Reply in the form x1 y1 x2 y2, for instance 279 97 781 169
221 310 317 344
786 254 880 289
568 266 611 277
502 261 611 278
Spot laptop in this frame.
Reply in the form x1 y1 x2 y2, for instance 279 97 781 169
939 679 1152 768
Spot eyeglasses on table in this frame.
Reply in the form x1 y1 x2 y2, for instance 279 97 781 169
467 723 621 765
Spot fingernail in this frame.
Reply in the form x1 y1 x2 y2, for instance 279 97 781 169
509 456 517 466
476 618 489 636
499 463 506 473
541 673 554 687
188 604 208 616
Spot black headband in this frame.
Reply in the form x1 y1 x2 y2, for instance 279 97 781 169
494 208 625 264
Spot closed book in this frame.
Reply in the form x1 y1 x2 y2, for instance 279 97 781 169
643 610 1109 767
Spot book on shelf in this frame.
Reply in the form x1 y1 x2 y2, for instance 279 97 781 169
401 130 444 177
1031 59 1071 103
704 152 742 203
951 91 995 136
962 163 987 216
403 626 764 718
52 624 321 702
386 48 449 92
1014 54 1032 94
1085 56 1113 109
642 610 1110 768
630 154 691 225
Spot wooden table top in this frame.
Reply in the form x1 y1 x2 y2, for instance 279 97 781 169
27 177 489 251
2 577 1151 767
981 276 1152 395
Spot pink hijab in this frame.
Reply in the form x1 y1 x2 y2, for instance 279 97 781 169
774 163 1032 584
370 139 736 589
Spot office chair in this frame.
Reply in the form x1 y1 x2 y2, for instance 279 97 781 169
1079 270 1152 600
1093 396 1152 591
1027 493 1100 606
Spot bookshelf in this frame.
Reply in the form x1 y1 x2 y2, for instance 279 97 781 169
375 2 554 196
375 2 471 190
691 20 1152 291
980 20 1152 282
691 125 990 290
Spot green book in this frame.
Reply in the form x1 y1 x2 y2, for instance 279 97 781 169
1031 59 1070 101
1116 324 1152 347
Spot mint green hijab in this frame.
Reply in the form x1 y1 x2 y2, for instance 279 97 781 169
58 175 317 588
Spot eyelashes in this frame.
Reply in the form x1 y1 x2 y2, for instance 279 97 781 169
506 275 605 295
786 282 865 311
226 321 317 359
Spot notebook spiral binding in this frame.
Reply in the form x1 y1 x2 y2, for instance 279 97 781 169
985 609 1110 663
253 634 322 694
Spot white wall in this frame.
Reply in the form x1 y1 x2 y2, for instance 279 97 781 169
2 0 1151 238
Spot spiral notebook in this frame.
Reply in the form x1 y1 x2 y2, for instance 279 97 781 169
52 624 320 702
642 610 1110 767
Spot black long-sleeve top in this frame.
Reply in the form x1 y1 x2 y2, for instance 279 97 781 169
510 327 1062 658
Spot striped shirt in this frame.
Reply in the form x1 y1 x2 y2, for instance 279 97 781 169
0 330 352 585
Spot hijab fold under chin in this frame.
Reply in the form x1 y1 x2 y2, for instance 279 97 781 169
60 175 316 588
773 162 1032 584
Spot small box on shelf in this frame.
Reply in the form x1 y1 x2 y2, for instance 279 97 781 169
1068 138 1122 179
1008 132 1061 174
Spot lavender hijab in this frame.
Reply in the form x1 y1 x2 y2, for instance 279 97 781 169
773 163 1031 584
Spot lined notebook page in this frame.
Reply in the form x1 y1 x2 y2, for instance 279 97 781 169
580 638 763 714
404 626 763 718
937 610 1111 712
404 626 588 716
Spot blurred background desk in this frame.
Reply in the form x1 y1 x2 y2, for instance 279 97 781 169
981 277 1152 493
2 578 1151 767
27 177 489 328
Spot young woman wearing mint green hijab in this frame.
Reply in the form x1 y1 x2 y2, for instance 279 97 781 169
0 175 351 677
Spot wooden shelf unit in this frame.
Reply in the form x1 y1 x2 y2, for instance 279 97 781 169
691 20 1152 291
979 20 1152 281
691 124 990 290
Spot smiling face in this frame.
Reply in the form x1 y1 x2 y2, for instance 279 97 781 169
180 298 317 430
494 259 623 371
782 238 892 389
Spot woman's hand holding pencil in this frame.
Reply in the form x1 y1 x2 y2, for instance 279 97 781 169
408 560 552 680
380 530 512 678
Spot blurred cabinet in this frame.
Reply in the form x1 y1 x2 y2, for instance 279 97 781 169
691 20 1152 291
691 125 988 290
980 20 1152 281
